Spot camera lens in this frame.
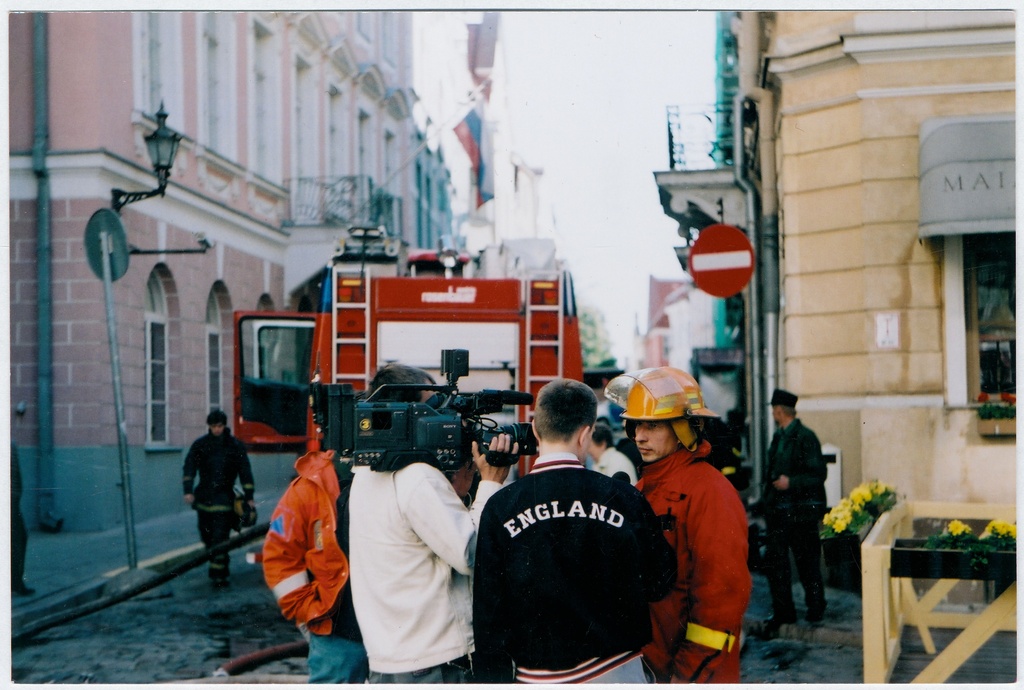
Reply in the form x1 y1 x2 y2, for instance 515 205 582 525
480 422 538 465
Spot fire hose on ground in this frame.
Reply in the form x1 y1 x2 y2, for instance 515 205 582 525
12 524 269 644
212 640 309 678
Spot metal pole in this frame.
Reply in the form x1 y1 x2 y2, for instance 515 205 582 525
33 11 63 532
100 230 137 569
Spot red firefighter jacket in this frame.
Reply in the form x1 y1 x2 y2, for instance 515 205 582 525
263 450 349 636
637 441 752 683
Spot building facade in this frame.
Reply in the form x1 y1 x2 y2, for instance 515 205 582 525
764 11 1015 503
658 11 1015 504
9 11 481 531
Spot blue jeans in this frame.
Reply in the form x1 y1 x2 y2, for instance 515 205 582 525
307 633 369 684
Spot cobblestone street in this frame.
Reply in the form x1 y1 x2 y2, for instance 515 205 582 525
12 563 306 684
12 554 865 684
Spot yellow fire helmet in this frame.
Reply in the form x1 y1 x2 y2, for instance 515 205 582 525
605 367 718 450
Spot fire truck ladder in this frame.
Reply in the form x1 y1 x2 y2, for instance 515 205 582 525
331 265 372 389
524 274 565 405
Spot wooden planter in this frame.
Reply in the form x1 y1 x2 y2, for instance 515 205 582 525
977 417 1016 437
890 538 1017 582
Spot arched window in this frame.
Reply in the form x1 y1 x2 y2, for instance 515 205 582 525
206 290 223 413
145 272 169 444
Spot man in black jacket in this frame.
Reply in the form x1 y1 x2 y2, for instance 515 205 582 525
762 388 828 634
183 409 255 587
473 379 676 683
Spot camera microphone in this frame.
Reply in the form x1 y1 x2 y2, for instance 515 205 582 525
499 390 534 406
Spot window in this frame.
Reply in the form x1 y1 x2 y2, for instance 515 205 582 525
206 291 222 413
358 110 372 179
420 170 435 249
965 233 1015 397
416 161 425 247
328 85 347 177
253 21 280 180
134 13 182 120
383 130 396 191
203 14 223 153
202 13 236 158
146 13 163 114
382 13 397 65
145 272 169 444
295 58 316 180
357 12 373 41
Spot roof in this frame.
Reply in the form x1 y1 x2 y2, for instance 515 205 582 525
648 276 689 330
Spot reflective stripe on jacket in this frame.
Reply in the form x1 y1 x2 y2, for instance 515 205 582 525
262 450 349 636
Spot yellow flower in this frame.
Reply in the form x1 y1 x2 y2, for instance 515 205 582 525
982 520 1016 540
870 480 893 496
850 486 872 507
947 519 972 537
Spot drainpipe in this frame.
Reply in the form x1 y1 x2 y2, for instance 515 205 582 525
32 13 62 532
735 11 781 498
733 93 763 496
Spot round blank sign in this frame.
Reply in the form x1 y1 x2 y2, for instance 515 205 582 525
84 208 130 281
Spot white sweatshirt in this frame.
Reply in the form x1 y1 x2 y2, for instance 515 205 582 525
348 462 502 674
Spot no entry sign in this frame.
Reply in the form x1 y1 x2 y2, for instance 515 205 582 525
687 224 755 298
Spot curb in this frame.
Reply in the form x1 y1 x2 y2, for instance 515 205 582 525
11 578 109 633
12 543 209 632
13 527 267 642
743 618 863 648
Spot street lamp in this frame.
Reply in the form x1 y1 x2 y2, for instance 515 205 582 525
89 101 184 570
111 102 182 212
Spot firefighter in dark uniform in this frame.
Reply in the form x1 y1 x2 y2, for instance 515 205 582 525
183 409 255 587
762 388 828 634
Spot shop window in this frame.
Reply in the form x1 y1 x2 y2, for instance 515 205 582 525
964 233 1015 397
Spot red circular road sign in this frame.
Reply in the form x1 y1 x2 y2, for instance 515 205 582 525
687 224 755 298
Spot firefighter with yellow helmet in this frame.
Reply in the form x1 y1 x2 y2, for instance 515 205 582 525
606 367 751 683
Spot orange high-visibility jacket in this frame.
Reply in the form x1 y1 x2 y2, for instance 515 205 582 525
637 441 752 683
263 450 349 636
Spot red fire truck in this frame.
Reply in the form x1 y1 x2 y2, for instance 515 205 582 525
232 232 584 460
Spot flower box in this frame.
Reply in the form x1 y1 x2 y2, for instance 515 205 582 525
822 532 861 566
890 538 1017 582
977 417 1016 437
821 519 874 567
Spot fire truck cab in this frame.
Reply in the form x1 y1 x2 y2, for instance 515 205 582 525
233 230 583 453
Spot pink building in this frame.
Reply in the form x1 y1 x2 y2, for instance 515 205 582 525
8 12 457 530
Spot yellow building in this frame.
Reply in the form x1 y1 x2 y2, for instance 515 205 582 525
660 11 1016 503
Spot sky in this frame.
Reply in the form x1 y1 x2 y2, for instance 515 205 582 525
500 11 719 366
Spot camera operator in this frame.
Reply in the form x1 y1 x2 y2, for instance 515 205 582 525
472 379 677 683
348 363 515 683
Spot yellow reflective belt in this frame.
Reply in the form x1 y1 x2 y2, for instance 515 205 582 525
721 466 737 476
685 622 736 652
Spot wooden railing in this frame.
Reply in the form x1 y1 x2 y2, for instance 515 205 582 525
861 500 1016 683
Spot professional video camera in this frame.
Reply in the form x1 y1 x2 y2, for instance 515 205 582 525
309 349 537 473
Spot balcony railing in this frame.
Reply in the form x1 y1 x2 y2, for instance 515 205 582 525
287 175 403 234
666 103 735 171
